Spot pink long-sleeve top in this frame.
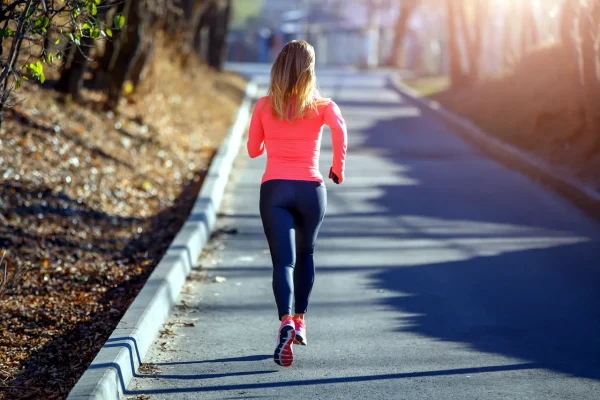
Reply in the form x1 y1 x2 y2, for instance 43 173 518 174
247 96 348 184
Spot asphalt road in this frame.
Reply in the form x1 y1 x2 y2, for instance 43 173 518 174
125 69 600 400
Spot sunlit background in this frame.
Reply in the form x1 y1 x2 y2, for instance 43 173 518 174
228 0 566 74
226 0 600 206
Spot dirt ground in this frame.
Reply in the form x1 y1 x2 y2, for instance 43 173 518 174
431 45 600 191
0 36 246 400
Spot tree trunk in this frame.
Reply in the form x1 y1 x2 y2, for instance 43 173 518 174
387 0 418 68
56 35 95 98
192 0 215 57
576 0 600 158
42 29 52 57
560 0 577 45
178 0 209 64
520 2 538 55
94 0 127 89
207 0 231 70
128 37 155 89
501 0 514 67
447 0 464 87
181 0 196 17
107 0 146 110
463 0 488 84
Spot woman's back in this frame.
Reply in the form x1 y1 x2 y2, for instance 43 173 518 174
247 96 347 184
246 40 348 368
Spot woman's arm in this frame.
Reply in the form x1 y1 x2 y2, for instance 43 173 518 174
247 98 266 158
324 101 348 183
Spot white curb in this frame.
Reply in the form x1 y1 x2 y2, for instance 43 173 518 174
388 76 600 219
67 81 258 400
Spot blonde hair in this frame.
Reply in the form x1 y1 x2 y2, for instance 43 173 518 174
267 40 320 121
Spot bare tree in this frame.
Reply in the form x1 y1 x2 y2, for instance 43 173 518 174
207 0 231 70
574 0 600 158
461 0 489 83
561 0 578 45
106 0 147 109
446 0 466 87
56 36 96 98
387 0 419 68
520 0 539 55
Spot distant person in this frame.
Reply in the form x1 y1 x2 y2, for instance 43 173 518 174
257 28 272 63
247 40 348 367
267 32 275 60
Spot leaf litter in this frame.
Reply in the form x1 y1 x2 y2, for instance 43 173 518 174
137 363 161 376
0 34 246 400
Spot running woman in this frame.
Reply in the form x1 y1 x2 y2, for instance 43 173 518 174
247 40 348 367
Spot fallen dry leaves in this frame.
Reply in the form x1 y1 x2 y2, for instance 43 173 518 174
0 33 246 400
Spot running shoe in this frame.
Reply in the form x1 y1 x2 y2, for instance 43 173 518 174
274 317 296 367
293 318 307 346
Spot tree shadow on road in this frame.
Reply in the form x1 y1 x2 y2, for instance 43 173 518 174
369 241 600 380
124 362 535 395
344 86 600 381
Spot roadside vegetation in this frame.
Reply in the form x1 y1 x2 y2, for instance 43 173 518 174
390 0 600 189
0 1 242 399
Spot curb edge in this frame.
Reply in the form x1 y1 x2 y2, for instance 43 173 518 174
67 80 258 400
387 75 600 220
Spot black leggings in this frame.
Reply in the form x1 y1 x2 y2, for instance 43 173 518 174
260 180 327 320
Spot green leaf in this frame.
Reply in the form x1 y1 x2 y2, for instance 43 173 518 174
94 0 101 4
0 28 13 39
68 32 81 45
114 15 125 30
87 3 98 16
28 62 38 74
27 61 45 84
31 15 50 35
55 39 60 45
105 29 113 38
36 16 50 29
56 51 64 60
15 79 21 90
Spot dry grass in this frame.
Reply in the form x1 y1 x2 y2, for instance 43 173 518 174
402 75 451 97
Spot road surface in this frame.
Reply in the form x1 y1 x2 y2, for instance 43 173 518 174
125 69 600 400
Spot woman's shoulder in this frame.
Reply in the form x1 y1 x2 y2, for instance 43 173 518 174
255 96 270 112
315 97 342 115
315 96 336 109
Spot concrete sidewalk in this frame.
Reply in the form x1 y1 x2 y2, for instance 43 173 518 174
125 70 600 399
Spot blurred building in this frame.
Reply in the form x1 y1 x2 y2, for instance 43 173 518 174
227 0 446 73
228 0 402 67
